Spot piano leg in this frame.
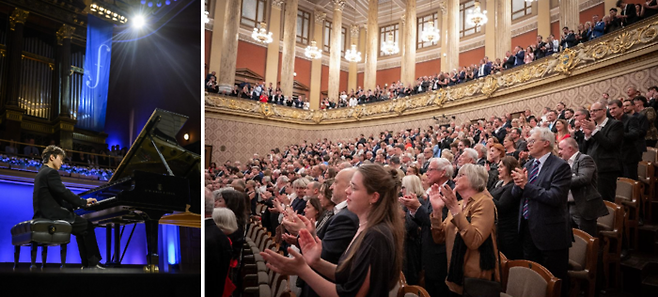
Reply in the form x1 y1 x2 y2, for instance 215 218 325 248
106 225 111 265
143 211 167 273
114 223 120 264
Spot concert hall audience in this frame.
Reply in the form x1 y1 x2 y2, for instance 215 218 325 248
207 82 658 297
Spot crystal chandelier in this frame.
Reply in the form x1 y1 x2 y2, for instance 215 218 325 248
251 22 273 44
304 41 322 59
466 1 488 27
381 33 399 55
381 2 399 55
421 20 440 43
345 44 361 62
421 0 440 43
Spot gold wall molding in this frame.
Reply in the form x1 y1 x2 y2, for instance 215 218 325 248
72 132 106 144
207 17 658 127
9 8 29 31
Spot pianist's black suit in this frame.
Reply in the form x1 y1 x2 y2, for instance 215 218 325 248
33 166 102 267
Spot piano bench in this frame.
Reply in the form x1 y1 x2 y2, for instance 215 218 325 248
10 219 72 271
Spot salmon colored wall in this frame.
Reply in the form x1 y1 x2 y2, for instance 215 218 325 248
295 57 311 98
235 41 267 78
512 30 538 50
320 65 329 94
340 71 348 93
551 22 560 40
376 67 401 89
357 73 364 90
416 58 441 77
205 30 212 74
580 4 605 25
459 47 485 68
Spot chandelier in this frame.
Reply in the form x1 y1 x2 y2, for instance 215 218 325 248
345 44 362 62
381 2 399 55
421 0 440 43
251 22 273 44
466 1 488 27
381 33 399 55
421 20 440 43
90 3 127 24
304 41 322 59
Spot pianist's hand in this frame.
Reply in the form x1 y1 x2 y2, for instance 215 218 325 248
86 198 98 206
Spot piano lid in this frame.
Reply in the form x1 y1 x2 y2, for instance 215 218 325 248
110 109 201 185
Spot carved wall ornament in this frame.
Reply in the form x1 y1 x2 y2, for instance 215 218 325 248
56 24 76 45
333 0 346 11
350 25 360 37
271 0 284 7
481 75 499 97
9 8 29 31
315 11 327 23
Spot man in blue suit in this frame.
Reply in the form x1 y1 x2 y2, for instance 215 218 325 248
511 127 572 297
476 57 492 79
591 14 606 39
514 46 525 67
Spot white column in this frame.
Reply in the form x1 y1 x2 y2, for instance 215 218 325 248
217 0 242 93
328 0 345 101
280 0 299 97
363 0 378 91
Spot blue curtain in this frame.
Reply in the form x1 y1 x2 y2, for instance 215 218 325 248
78 15 113 132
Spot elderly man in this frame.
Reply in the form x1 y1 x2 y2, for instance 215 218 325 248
558 138 609 236
399 158 455 297
511 127 572 296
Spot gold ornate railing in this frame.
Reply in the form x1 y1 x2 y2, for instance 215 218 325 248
206 16 658 125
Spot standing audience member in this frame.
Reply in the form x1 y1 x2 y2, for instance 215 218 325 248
490 156 523 260
429 164 499 296
261 164 404 297
510 127 572 297
558 138 609 236
582 101 624 201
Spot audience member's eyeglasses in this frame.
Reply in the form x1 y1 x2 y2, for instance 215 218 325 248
589 108 604 113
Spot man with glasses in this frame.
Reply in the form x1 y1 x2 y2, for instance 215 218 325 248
511 127 572 297
582 101 624 201
399 158 455 297
609 99 643 180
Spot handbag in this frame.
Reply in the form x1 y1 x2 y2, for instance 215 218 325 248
462 208 502 297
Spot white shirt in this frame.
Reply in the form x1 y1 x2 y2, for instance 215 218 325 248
334 199 348 215
584 117 609 140
349 97 358 107
566 152 578 202
532 152 552 177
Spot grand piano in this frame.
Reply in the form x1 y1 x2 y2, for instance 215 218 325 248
74 109 201 272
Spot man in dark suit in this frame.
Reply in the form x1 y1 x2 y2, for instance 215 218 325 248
503 51 516 69
609 99 643 180
302 168 358 297
399 158 455 297
561 27 578 48
511 128 572 297
476 57 492 78
493 117 507 143
582 101 624 201
617 0 638 27
33 145 103 269
558 138 609 236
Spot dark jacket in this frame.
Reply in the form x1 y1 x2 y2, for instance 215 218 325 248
569 153 609 221
33 166 87 223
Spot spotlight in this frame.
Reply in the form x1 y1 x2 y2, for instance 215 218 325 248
147 2 153 7
183 133 190 141
133 15 146 28
141 0 146 4
165 0 170 4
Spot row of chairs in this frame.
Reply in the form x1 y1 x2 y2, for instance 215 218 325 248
241 218 296 297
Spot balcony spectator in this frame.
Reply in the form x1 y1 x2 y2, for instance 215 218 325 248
4 139 17 156
24 139 40 158
617 0 639 26
644 0 658 18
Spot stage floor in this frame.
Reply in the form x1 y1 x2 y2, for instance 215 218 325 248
1 263 201 296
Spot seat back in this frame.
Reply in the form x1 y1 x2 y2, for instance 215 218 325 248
397 285 431 297
569 230 588 271
570 229 599 277
615 178 638 205
638 161 654 185
643 147 658 163
502 259 561 297
597 201 622 234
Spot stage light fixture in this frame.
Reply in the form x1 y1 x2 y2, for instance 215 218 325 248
133 15 146 28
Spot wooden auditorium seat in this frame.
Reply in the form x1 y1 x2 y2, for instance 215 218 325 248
568 228 599 297
615 178 642 250
597 201 624 289
500 259 561 297
638 161 656 223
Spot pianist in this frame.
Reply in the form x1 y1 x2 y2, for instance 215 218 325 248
33 145 105 269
